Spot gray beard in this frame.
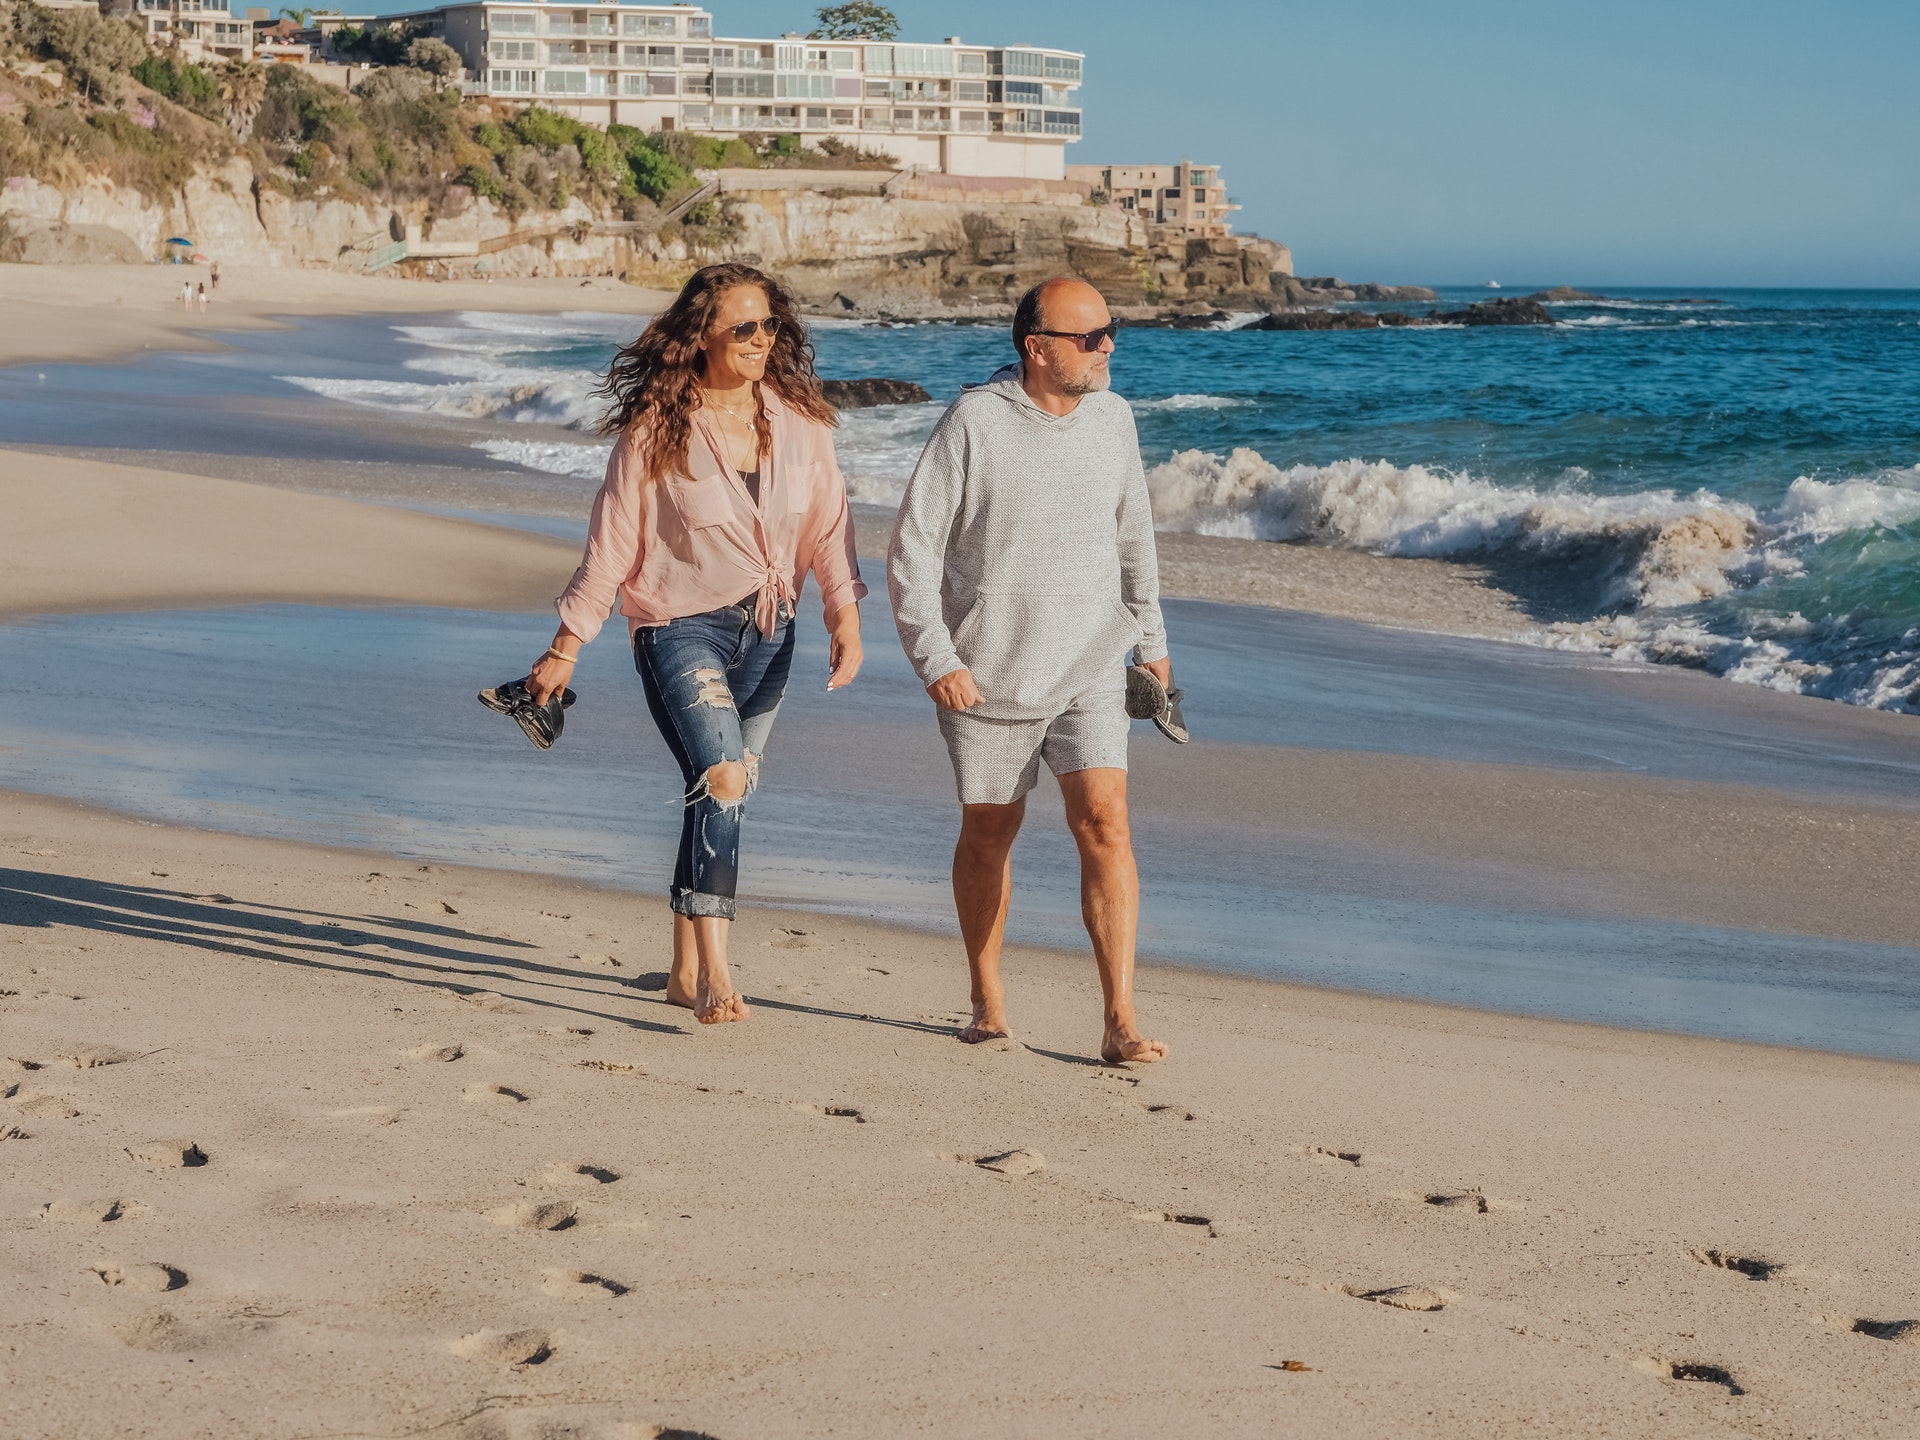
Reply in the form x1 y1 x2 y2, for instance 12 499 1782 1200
1058 369 1111 397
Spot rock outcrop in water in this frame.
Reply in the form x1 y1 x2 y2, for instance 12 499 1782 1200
819 378 931 409
1247 297 1556 330
1528 286 1607 302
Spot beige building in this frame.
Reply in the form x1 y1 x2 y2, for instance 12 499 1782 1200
404 1 1082 179
1066 160 1239 238
115 0 255 62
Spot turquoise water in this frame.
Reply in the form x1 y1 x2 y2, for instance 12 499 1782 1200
1 290 1916 711
266 290 1920 714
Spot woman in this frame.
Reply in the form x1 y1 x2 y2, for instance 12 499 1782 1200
526 264 866 1025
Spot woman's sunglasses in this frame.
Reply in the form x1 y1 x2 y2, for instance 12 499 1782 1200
718 317 781 343
1033 322 1119 353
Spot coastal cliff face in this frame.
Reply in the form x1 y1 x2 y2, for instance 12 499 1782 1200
627 189 1292 316
2 160 1294 316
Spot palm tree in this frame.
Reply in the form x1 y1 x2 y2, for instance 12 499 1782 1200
218 61 267 139
280 7 314 24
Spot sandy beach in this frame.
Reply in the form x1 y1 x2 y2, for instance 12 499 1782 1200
4 266 1920 1436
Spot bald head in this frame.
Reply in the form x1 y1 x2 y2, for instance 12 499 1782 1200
1013 277 1107 359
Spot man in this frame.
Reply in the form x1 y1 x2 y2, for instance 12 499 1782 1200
888 276 1171 1065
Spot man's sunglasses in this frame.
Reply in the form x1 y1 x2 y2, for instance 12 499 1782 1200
1033 322 1119 352
718 317 781 342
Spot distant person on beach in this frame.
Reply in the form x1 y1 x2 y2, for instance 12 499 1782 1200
210 260 220 291
196 282 208 313
180 279 193 309
888 277 1172 1064
527 263 867 1024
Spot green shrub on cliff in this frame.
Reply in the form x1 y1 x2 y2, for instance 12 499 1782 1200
131 53 219 112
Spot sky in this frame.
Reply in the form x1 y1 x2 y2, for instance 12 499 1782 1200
364 0 1920 287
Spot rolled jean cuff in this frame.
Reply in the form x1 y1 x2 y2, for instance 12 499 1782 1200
671 887 737 921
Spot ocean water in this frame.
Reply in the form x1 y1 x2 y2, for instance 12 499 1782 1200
257 290 1920 716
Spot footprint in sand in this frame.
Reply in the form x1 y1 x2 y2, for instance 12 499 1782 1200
796 1103 868 1122
1142 1103 1196 1121
446 989 518 1013
540 1268 628 1298
1821 1313 1919 1343
1690 1248 1779 1281
1344 1283 1451 1312
1 1125 28 1141
116 1310 204 1353
406 1043 464 1063
492 1201 577 1231
4 1087 80 1119
59 1044 140 1068
125 1140 208 1169
1131 1209 1217 1235
540 1162 621 1187
91 1261 187 1292
463 1083 531 1105
1640 1358 1744 1395
576 1059 641 1075
1292 1144 1366 1167
1425 1191 1492 1214
450 1328 554 1367
39 1198 150 1224
972 1149 1045 1176
540 1026 595 1040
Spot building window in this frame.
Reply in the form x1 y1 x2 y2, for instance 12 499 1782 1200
492 12 536 35
804 105 828 126
956 50 986 75
957 109 986 132
681 46 709 66
647 73 676 96
954 80 986 102
893 44 952 76
545 69 587 95
1004 80 1041 104
715 73 773 98
688 15 710 37
490 39 535 61
682 103 710 126
829 106 854 126
710 104 736 127
646 15 676 35
1001 48 1044 77
683 73 711 95
776 73 835 99
1042 109 1080 136
621 14 647 36
863 44 891 74
1043 54 1081 82
774 42 805 70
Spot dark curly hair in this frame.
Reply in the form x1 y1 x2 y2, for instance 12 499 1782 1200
593 263 835 480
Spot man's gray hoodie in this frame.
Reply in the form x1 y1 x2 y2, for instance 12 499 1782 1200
886 364 1168 721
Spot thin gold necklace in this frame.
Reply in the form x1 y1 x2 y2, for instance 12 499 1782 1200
701 387 758 423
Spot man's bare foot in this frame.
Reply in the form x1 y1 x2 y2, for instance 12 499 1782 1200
1101 1023 1168 1065
696 984 749 1025
957 999 1010 1045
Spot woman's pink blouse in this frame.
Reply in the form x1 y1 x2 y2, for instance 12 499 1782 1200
554 388 867 643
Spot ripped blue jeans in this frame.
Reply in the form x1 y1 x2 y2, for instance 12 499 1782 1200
633 600 796 920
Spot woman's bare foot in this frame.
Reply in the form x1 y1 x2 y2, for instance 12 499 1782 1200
1101 1021 1168 1066
957 997 1010 1045
665 963 698 1010
696 981 749 1024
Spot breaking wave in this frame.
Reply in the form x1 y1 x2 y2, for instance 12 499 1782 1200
1145 447 1920 712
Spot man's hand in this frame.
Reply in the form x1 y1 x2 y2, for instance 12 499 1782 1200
1140 654 1172 689
927 669 985 711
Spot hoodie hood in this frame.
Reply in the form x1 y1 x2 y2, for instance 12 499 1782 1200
966 362 1090 427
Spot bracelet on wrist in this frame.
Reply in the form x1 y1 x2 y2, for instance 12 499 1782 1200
544 647 577 664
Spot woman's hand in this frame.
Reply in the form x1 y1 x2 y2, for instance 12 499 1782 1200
826 604 863 690
529 629 581 704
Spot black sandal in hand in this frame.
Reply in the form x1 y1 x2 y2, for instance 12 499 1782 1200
1125 664 1189 745
477 678 576 750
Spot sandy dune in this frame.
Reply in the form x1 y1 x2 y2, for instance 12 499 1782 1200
4 790 1919 1438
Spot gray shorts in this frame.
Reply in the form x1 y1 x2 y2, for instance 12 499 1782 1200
936 687 1130 805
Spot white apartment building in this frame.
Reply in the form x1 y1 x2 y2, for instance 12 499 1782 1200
407 1 1082 179
1066 160 1239 238
119 0 255 62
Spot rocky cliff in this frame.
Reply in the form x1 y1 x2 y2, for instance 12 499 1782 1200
1 154 1297 317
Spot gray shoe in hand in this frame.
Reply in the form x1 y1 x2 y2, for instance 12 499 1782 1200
1125 664 1189 744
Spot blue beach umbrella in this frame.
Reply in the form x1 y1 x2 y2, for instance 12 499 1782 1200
165 237 195 246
